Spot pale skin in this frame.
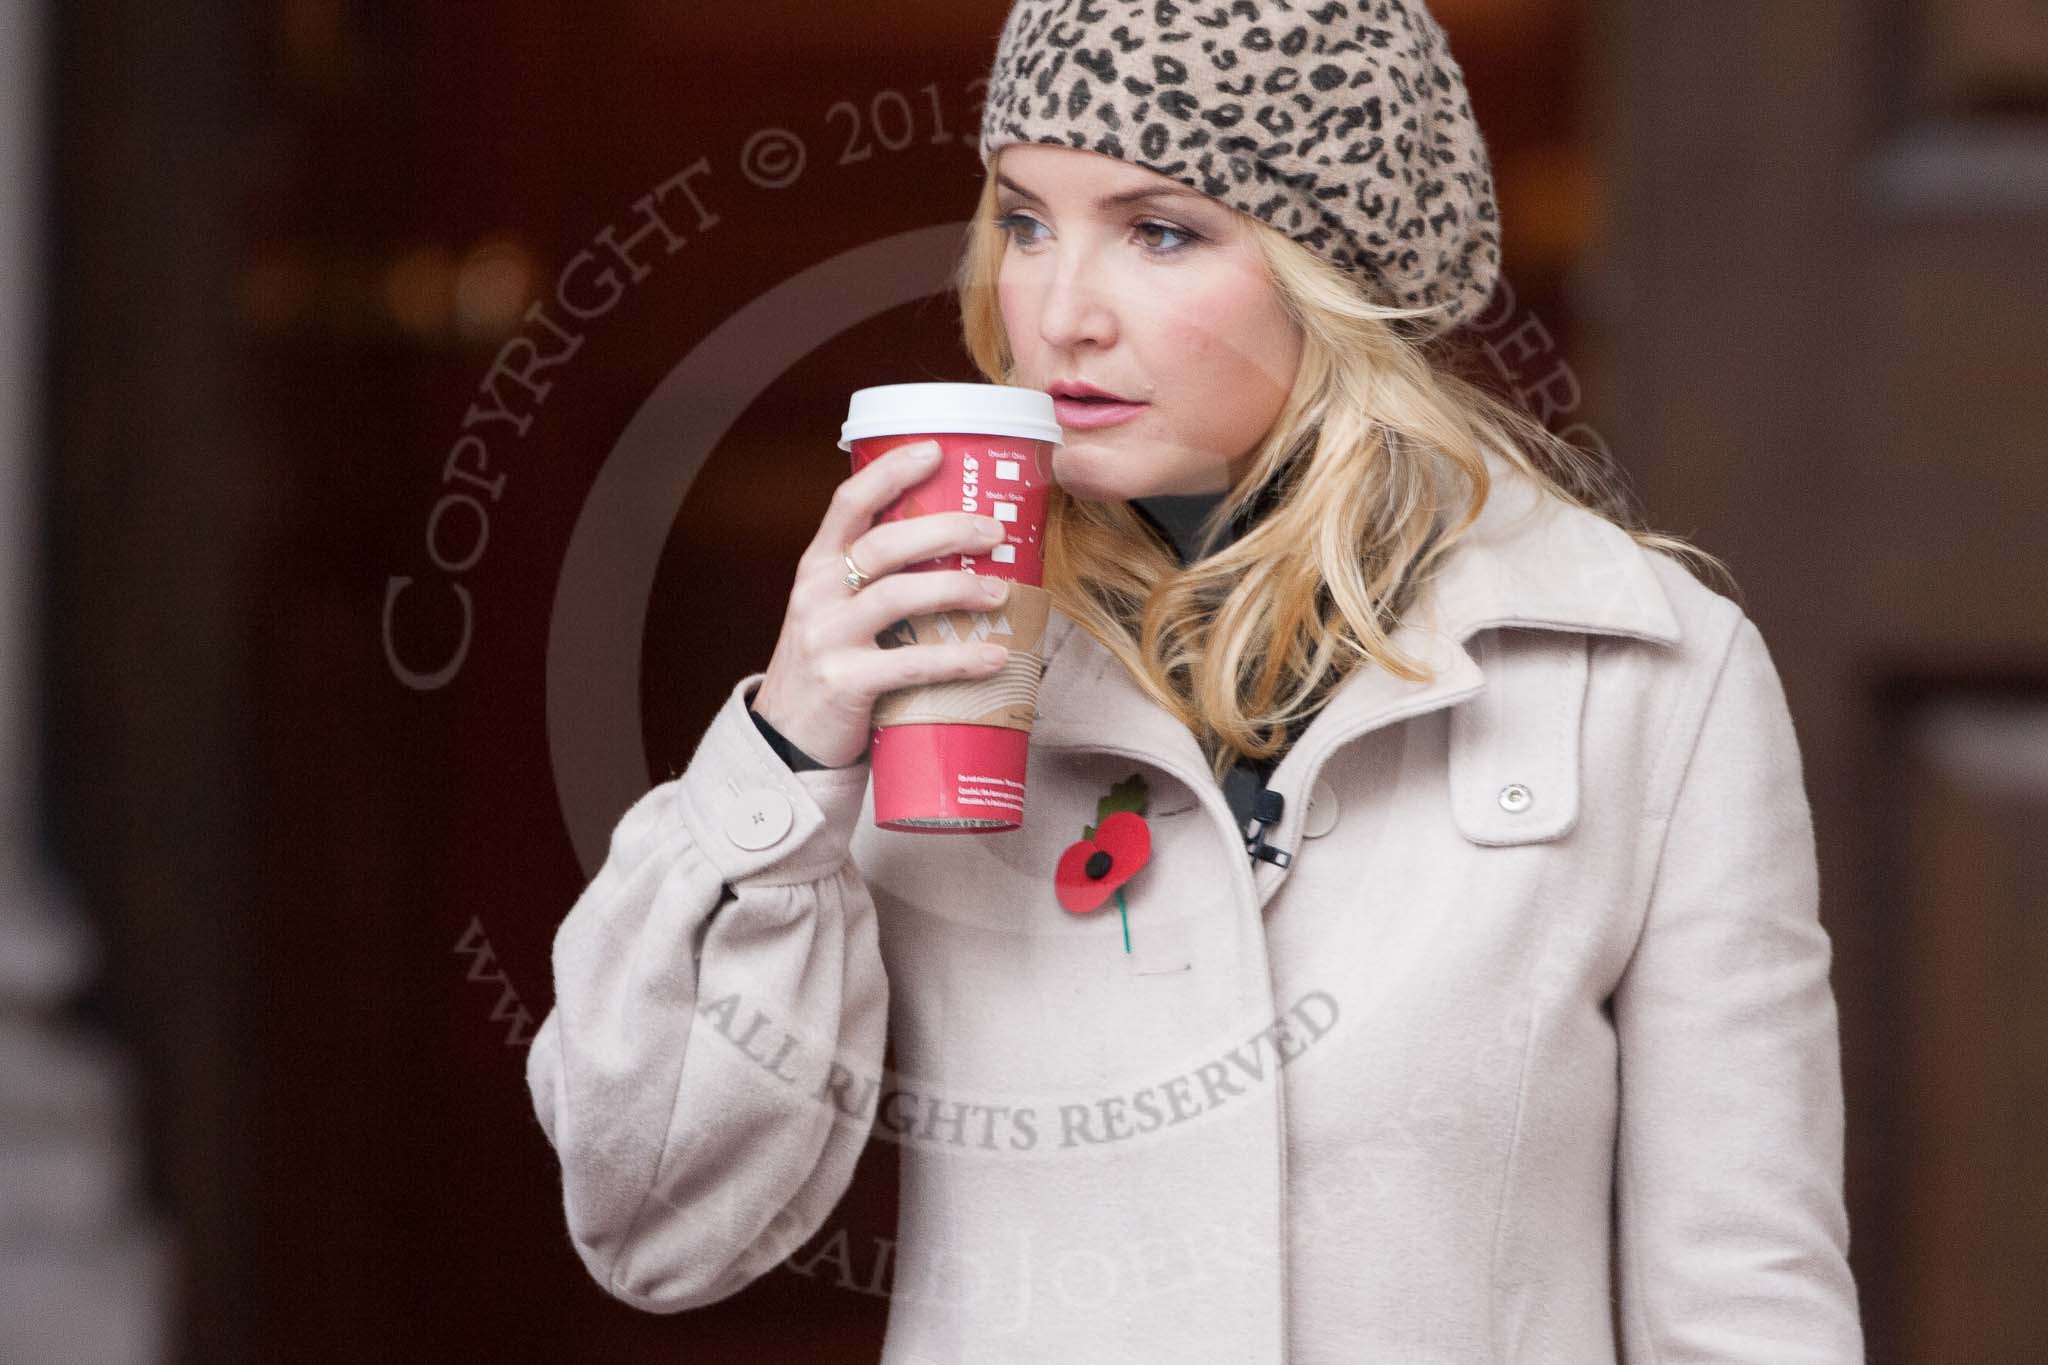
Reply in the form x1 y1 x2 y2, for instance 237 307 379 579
751 145 1304 767
992 143 1304 498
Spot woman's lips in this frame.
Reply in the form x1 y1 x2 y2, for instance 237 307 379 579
1053 396 1150 430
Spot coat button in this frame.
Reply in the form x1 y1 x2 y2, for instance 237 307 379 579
725 787 795 849
1303 776 1340 838
1497 783 1533 813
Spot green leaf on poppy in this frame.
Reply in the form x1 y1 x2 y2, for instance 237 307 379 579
1080 772 1149 843
1096 772 1150 824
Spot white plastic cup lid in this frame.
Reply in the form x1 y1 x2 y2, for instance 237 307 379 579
839 382 1063 452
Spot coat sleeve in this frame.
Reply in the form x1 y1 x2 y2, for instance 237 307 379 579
526 671 887 1314
1611 614 1865 1361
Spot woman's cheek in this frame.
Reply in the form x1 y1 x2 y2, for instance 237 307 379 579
994 280 1036 344
1182 339 1259 411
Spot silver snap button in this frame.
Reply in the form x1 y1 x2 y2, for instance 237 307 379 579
725 788 794 850
1303 776 1340 838
1497 783 1533 813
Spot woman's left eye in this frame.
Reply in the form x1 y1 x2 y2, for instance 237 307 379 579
1134 220 1197 254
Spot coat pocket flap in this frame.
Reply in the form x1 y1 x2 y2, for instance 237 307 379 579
1448 628 1588 845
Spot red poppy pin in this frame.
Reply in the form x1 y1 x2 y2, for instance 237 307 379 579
1054 773 1153 952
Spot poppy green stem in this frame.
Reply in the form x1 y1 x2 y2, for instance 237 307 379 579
1117 888 1130 952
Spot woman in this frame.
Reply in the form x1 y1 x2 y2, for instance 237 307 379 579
528 3 1865 1360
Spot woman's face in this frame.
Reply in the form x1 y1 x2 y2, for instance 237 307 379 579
992 143 1303 501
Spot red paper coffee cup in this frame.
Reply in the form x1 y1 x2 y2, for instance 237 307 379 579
839 383 1063 833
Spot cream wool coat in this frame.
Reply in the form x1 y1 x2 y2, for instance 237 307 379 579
527 450 1865 1362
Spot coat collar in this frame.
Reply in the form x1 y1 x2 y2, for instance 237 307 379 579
1029 446 1682 778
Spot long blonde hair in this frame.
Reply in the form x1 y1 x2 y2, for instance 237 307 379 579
952 165 1732 784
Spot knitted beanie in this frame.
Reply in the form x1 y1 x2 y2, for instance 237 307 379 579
978 0 1502 339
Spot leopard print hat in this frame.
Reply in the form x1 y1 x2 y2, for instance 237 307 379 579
979 0 1503 340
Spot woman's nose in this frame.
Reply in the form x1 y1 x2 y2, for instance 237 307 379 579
1035 257 1117 350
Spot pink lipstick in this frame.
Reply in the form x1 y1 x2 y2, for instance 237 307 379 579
1049 380 1149 432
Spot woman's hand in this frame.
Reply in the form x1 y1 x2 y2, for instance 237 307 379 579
751 438 1014 768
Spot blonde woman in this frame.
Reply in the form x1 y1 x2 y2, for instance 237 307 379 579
528 3 1864 1359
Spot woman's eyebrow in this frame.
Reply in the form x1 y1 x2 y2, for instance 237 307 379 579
995 173 1210 211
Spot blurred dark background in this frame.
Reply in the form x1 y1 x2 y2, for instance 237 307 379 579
4 0 2044 1361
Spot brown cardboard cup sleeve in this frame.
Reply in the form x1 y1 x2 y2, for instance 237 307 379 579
870 582 1052 731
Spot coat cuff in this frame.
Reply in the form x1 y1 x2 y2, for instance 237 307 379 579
674 672 873 886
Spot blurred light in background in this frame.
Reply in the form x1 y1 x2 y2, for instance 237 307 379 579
452 235 539 344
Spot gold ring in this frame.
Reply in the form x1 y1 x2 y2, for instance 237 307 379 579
841 547 876 593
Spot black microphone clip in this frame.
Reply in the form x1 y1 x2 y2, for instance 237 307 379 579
1245 788 1293 869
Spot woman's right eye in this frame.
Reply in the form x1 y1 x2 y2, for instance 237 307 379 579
993 211 1045 247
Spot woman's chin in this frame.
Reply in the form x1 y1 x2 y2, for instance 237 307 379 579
1047 456 1119 504
1052 435 1235 503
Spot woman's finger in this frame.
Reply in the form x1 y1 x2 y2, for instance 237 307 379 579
813 438 944 564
